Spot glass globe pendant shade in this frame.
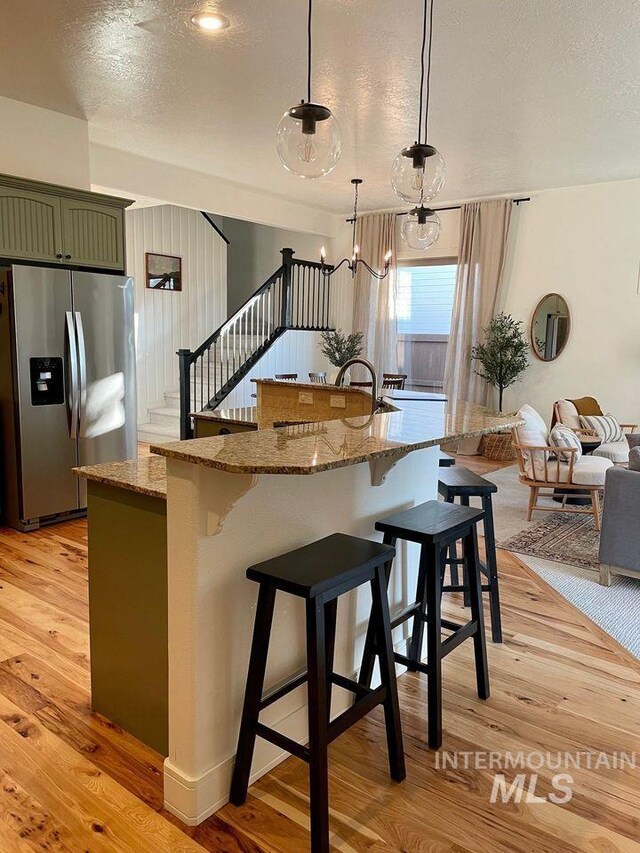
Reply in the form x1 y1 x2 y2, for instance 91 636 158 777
401 206 441 250
391 143 445 204
276 102 342 179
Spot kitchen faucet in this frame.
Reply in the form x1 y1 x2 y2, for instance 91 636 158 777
335 357 379 416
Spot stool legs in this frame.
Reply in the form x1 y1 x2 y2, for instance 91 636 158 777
306 599 330 853
324 599 337 722
481 493 503 643
464 527 490 701
425 545 444 749
358 534 395 688
230 582 276 806
408 544 433 671
371 564 406 782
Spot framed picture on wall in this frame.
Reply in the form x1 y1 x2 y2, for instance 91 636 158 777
146 253 182 291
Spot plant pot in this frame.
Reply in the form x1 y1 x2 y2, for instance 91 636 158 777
481 432 515 462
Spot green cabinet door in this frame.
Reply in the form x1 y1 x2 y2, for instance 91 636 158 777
61 198 125 270
0 187 63 263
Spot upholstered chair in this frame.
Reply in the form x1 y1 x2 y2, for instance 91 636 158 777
512 404 613 530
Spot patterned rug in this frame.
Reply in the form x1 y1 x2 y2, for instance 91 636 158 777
500 511 600 569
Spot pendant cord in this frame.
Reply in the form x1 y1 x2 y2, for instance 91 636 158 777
351 183 359 255
307 0 313 103
424 0 435 142
417 0 428 143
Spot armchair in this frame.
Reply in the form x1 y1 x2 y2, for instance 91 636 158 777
513 404 613 530
598 452 640 585
553 397 638 464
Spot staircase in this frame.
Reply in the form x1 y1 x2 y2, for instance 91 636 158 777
137 335 264 444
173 249 334 440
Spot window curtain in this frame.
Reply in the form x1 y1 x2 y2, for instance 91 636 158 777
352 212 398 378
443 199 513 408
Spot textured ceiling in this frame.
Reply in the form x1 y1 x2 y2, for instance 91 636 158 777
0 0 638 213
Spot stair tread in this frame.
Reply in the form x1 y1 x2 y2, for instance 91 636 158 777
148 406 181 418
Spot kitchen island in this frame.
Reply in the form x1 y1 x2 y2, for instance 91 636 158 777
149 396 521 826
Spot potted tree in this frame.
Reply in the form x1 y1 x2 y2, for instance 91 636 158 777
319 330 364 381
471 313 529 461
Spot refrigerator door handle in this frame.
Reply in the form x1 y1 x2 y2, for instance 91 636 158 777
75 311 87 437
65 311 79 439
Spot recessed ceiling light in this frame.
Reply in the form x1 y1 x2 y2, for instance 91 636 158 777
191 12 230 32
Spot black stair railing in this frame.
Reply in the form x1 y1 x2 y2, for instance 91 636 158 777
178 248 334 439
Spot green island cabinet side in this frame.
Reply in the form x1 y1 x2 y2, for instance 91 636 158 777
0 173 131 271
87 481 168 755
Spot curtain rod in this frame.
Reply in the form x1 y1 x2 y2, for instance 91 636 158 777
346 196 531 223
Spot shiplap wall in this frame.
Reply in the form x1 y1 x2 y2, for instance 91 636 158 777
126 204 227 421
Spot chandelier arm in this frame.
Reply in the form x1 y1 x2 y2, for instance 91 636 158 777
356 259 389 281
418 0 428 144
424 0 435 141
320 257 352 278
306 0 313 103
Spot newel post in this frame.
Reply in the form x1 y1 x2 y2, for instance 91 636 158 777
280 248 294 329
177 348 194 440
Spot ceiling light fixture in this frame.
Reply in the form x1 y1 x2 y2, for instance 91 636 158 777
391 0 445 206
275 0 341 179
320 180 391 280
191 12 230 32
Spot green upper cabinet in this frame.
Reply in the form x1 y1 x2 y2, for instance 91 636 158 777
0 188 63 263
0 174 131 272
61 198 124 270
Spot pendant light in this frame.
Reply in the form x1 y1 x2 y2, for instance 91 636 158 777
275 0 341 179
391 0 445 204
401 205 441 250
319 180 391 280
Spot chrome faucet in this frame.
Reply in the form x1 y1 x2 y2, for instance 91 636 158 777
335 357 379 415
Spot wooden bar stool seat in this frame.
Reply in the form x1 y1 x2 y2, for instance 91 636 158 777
230 533 405 853
437 466 502 643
361 501 490 750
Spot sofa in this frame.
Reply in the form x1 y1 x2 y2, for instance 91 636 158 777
554 397 637 464
598 447 640 585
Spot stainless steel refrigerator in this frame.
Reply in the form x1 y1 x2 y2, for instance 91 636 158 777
0 264 137 530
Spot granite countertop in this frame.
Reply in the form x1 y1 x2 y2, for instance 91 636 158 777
151 400 522 475
192 405 258 426
74 456 167 499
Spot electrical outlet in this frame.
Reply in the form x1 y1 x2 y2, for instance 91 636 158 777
330 395 346 409
299 392 314 405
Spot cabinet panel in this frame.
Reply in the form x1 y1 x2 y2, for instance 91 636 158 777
0 189 62 263
61 198 124 270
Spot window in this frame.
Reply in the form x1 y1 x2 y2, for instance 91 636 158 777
396 260 457 336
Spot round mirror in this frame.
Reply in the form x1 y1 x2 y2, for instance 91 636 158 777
531 293 570 361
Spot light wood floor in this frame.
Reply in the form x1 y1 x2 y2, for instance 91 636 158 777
0 458 638 852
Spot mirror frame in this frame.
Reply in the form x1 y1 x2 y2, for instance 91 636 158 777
530 293 571 362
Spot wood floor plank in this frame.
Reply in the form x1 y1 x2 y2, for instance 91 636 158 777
0 454 637 852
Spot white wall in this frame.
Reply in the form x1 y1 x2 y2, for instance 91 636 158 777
126 205 227 420
0 96 90 188
502 179 640 425
91 143 340 237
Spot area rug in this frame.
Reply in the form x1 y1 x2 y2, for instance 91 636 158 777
464 464 640 659
500 511 600 569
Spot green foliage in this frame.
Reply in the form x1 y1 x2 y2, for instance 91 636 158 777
471 313 529 411
319 330 364 367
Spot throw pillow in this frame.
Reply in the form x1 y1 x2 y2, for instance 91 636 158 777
549 426 582 463
629 447 640 472
579 414 624 443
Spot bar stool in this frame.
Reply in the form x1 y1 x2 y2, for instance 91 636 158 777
438 466 502 642
360 501 490 749
230 533 405 853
